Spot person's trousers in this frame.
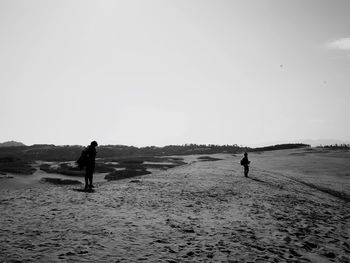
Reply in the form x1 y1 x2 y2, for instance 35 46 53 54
85 165 95 186
244 165 249 177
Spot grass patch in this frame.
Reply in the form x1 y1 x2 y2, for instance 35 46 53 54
0 156 36 175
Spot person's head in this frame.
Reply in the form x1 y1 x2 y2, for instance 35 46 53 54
244 152 248 157
90 141 98 147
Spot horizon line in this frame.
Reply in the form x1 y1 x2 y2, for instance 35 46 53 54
1 139 350 148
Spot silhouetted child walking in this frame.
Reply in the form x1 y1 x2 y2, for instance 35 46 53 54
240 152 250 177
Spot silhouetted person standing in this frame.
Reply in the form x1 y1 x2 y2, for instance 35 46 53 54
85 141 98 190
240 152 250 177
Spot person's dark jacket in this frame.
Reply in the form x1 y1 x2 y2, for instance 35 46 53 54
241 156 250 167
85 145 97 167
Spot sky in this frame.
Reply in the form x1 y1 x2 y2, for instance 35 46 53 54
1 0 350 147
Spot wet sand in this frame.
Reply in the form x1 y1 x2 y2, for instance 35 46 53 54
0 152 349 262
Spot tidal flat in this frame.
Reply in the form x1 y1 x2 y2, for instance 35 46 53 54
0 149 349 262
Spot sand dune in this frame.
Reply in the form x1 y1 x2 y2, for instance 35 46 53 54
0 150 349 262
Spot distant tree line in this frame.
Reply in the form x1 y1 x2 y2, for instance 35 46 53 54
0 143 311 162
316 144 350 149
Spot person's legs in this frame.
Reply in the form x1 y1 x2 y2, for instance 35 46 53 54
88 172 93 188
88 165 94 188
84 170 89 189
85 166 93 188
244 166 249 177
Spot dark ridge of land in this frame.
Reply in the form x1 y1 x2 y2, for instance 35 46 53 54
250 143 310 152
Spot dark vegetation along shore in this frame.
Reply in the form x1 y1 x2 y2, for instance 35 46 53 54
0 143 310 181
0 156 36 175
37 156 187 182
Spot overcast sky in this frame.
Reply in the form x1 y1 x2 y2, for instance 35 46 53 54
1 0 349 146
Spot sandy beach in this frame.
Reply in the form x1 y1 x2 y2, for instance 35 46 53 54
0 149 349 262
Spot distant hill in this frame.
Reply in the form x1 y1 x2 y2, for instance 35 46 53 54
0 141 26 147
